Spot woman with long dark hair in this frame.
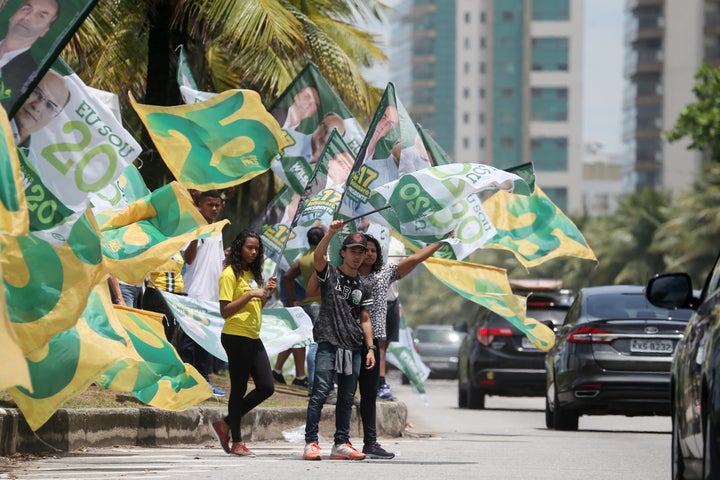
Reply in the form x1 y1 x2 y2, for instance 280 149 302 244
212 229 277 457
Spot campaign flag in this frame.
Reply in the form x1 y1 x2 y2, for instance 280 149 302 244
2 209 106 355
0 104 27 235
176 45 200 91
422 257 555 350
7 284 132 431
131 89 289 191
99 182 229 284
483 186 597 268
386 302 430 402
89 163 150 222
96 306 212 410
338 82 433 220
15 60 141 246
268 62 365 192
0 0 99 118
0 262 31 391
160 292 313 361
417 124 453 167
260 130 353 270
363 163 532 259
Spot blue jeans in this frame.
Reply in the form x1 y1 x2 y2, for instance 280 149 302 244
304 342 360 445
119 283 142 308
302 304 320 392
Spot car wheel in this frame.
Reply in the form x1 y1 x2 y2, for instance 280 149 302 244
467 386 485 409
545 394 554 429
401 374 410 385
671 413 684 480
704 411 720 479
458 380 468 408
553 389 578 431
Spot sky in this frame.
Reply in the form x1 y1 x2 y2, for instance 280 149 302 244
364 0 626 155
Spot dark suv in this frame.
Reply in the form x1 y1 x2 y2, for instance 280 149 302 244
455 283 574 409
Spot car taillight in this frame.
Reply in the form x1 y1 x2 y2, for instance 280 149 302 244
567 326 611 344
477 327 513 346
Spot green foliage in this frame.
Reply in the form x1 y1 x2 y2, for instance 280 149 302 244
664 63 720 162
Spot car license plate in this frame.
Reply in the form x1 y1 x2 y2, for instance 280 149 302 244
630 339 673 353
521 337 538 349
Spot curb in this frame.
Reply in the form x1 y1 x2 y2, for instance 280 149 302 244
0 401 408 455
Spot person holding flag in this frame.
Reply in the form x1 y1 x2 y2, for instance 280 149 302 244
212 229 278 457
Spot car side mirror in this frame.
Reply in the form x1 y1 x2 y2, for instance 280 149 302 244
453 320 468 333
646 273 695 309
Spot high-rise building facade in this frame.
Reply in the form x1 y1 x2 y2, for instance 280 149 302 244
623 0 720 194
389 0 584 213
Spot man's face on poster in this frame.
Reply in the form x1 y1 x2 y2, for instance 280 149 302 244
15 70 68 138
291 85 320 122
7 0 59 43
373 104 399 140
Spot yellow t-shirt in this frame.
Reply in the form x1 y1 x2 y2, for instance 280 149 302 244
218 266 263 339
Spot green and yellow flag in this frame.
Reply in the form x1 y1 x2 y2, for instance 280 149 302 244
3 209 107 356
0 105 27 236
423 257 556 350
130 90 291 190
8 285 132 430
98 182 229 284
0 262 31 391
484 187 597 268
97 306 211 411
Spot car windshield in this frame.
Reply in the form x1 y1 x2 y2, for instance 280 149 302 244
586 293 693 320
415 329 463 343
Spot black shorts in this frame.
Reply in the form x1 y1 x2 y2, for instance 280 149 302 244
385 298 401 342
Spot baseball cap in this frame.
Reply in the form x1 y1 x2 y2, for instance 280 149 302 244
342 232 368 250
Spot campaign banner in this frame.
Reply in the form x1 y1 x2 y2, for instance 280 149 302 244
338 82 433 220
483 186 597 267
268 62 365 191
0 261 30 391
7 284 133 430
15 59 140 245
98 305 212 411
2 208 106 355
160 292 313 362
0 0 99 118
89 163 150 221
386 303 430 402
131 89 289 191
0 103 26 235
423 257 556 350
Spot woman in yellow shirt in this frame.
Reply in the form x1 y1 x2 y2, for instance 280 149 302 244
212 230 277 457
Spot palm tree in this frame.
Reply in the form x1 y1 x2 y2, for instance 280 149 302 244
63 0 389 193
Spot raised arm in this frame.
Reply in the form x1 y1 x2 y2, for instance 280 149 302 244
396 232 453 279
314 220 343 272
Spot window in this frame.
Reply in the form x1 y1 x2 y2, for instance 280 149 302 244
464 62 470 73
531 88 568 121
532 0 570 21
464 12 471 23
480 37 486 49
531 37 569 71
463 112 470 123
479 113 485 124
502 11 514 21
501 87 514 98
463 88 470 99
463 137 469 148
530 137 568 171
480 137 485 148
500 137 514 148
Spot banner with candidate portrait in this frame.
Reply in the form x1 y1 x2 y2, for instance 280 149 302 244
0 103 27 235
338 83 433 219
268 62 365 192
0 0 99 118
14 59 141 246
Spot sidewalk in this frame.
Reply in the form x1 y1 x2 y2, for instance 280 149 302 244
0 400 408 455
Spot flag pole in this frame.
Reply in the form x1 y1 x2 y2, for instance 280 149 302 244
341 204 392 225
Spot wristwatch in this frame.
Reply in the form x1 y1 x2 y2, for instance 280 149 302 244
367 345 377 351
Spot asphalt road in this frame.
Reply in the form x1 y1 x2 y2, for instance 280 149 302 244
4 373 671 479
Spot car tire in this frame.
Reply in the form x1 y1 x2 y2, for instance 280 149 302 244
553 389 578 431
458 380 468 408
671 413 684 480
545 395 554 429
467 386 485 409
704 410 720 479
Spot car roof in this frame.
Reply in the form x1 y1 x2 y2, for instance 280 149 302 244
579 285 645 296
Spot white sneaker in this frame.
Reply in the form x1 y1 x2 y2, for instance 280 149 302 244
330 442 365 460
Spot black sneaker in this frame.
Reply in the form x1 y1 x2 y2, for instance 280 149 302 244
362 443 395 459
292 377 309 388
272 370 286 384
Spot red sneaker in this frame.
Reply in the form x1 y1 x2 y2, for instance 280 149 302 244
303 442 322 460
211 420 230 453
229 442 256 457
330 442 365 460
